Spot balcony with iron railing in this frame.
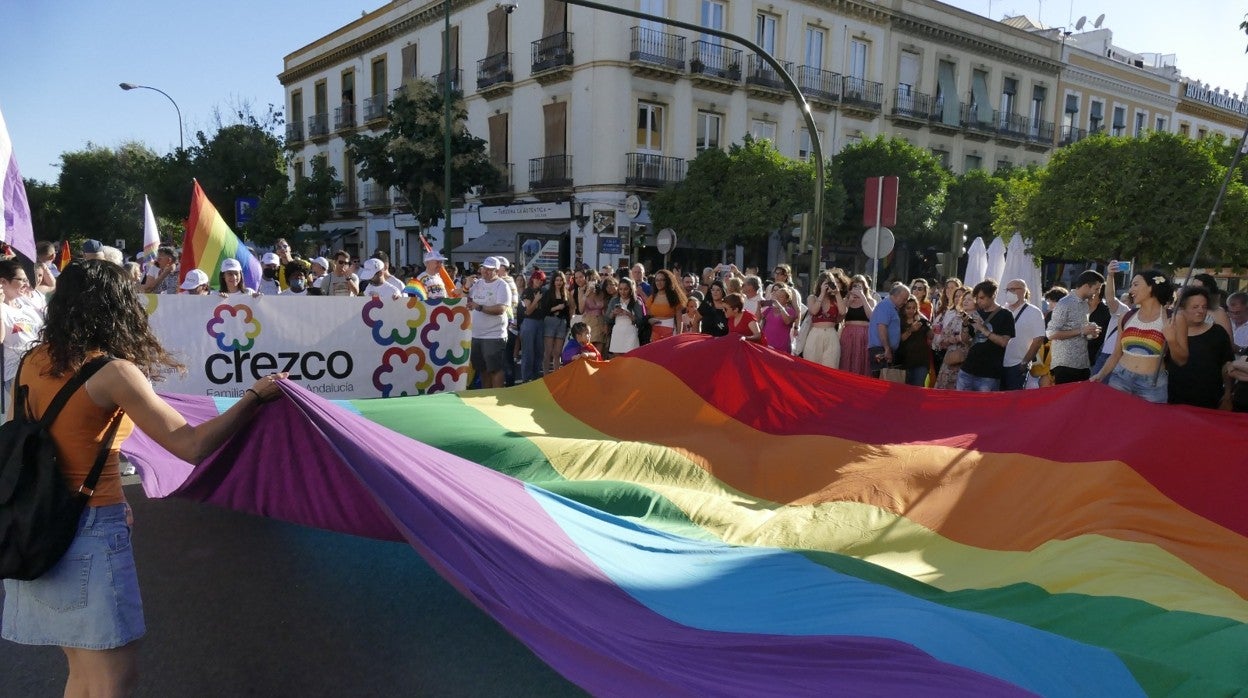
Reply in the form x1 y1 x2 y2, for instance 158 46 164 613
360 184 390 210
1027 119 1055 148
625 153 686 189
891 88 933 123
629 26 685 76
1059 125 1088 147
332 192 357 212
745 54 793 99
689 41 742 84
333 104 356 131
995 111 1029 142
477 52 513 92
391 187 409 208
529 155 572 190
841 76 883 112
531 32 574 76
961 103 996 138
363 93 388 122
285 122 304 146
434 69 463 94
308 113 329 140
796 65 840 105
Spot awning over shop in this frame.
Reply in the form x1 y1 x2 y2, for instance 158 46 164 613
450 230 518 267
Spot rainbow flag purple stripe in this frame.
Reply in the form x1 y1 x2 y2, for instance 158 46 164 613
0 105 36 261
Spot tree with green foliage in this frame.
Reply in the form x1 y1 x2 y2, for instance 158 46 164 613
831 135 949 248
56 141 162 250
347 80 499 228
650 135 845 250
1002 131 1248 265
23 178 62 243
936 168 1011 242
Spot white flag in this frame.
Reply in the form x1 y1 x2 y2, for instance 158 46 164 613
142 195 160 264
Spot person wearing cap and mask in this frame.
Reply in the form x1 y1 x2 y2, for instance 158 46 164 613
179 269 212 295
258 253 283 295
359 257 404 298
282 263 311 295
418 250 457 300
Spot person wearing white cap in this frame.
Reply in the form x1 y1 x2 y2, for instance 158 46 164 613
359 256 405 299
492 256 520 386
309 257 330 293
218 258 256 297
417 250 457 301
179 269 211 295
467 256 514 389
257 252 282 295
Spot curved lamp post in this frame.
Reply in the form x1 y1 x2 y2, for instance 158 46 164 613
119 82 184 151
554 0 826 284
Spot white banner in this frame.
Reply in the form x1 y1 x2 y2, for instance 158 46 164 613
144 295 472 399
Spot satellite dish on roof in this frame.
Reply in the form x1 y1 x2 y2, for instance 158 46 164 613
1075 16 1087 30
1093 13 1105 28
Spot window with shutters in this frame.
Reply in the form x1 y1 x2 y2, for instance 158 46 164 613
399 46 415 87
1112 105 1126 136
755 12 777 56
1089 100 1104 133
849 38 868 80
804 26 825 69
637 102 664 152
750 118 777 143
696 111 721 152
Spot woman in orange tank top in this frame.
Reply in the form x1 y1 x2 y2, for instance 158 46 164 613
1 261 287 697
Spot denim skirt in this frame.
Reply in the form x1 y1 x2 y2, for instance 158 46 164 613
2 503 146 649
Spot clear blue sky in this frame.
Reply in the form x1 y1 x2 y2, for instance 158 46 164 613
3 0 1246 185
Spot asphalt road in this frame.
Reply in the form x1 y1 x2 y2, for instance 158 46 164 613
1 483 585 698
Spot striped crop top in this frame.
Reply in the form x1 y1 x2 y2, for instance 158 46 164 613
1120 310 1165 357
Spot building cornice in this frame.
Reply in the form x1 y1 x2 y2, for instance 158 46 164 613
1175 100 1248 130
1062 66 1178 108
890 15 1060 74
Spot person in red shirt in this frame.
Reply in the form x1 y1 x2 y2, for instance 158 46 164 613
723 293 765 345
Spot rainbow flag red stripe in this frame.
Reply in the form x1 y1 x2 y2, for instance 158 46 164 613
181 180 261 290
122 335 1248 695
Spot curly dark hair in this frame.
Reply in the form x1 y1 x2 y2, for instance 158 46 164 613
38 260 183 380
651 269 687 309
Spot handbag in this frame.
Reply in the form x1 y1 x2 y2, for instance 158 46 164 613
880 367 907 384
793 310 813 356
0 355 120 580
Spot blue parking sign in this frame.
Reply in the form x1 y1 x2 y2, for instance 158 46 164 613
235 197 260 225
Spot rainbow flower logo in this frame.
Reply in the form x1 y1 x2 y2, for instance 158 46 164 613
206 304 262 352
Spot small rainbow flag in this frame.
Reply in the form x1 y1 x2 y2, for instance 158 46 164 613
402 278 428 300
182 180 261 290
54 239 71 271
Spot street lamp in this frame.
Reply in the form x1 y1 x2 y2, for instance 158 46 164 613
553 0 826 284
119 82 184 151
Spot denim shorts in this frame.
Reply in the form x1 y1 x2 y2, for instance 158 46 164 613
1107 364 1168 404
543 315 569 339
2 503 145 649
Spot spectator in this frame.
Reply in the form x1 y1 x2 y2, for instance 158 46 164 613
1166 285 1234 409
630 263 652 297
273 238 295 290
956 279 1015 392
772 263 801 298
0 260 45 409
868 284 910 378
1045 270 1104 384
140 247 180 294
802 271 846 369
1092 270 1175 403
258 253 283 295
359 257 403 298
560 321 603 366
895 297 932 386
581 273 608 353
542 271 572 374
682 291 703 334
910 278 933 318
122 262 143 286
935 277 962 319
681 273 698 298
1042 286 1068 324
518 270 547 383
930 278 962 372
1190 272 1234 340
81 239 105 261
606 277 646 357
494 257 520 387
308 256 330 291
34 240 58 293
761 284 797 354
699 280 729 337
646 269 686 342
218 258 256 297
178 269 212 295
1000 279 1046 391
1226 291 1248 350
466 257 513 389
723 292 764 344
934 288 973 390
320 251 360 296
283 264 310 295
839 275 876 376
741 275 763 316
1090 262 1131 381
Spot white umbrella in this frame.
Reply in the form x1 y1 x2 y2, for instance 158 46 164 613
1001 233 1044 302
985 237 1007 284
962 237 988 288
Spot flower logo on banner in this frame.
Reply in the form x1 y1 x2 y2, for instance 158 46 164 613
372 346 434 397
429 365 469 394
421 303 471 366
206 304 262 352
361 296 427 346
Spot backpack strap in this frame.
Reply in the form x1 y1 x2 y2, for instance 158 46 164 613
79 408 123 498
33 356 114 430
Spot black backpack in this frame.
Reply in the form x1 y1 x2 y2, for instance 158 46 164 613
0 355 121 581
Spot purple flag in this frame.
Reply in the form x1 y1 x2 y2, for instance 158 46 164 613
0 105 37 261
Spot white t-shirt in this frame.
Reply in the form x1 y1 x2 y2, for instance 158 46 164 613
1233 319 1248 350
320 273 359 297
470 276 513 339
362 275 405 297
257 278 282 295
1003 302 1045 367
1100 303 1131 355
418 270 449 300
1 300 44 381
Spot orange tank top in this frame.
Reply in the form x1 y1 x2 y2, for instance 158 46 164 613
18 346 133 507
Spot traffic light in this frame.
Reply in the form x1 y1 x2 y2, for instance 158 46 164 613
952 221 968 257
936 252 950 278
783 212 812 252
633 224 648 248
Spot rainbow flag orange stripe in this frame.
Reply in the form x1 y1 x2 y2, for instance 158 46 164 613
182 180 260 290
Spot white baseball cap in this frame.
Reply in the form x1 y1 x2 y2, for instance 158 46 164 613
424 250 447 263
495 256 511 268
360 257 386 279
180 268 210 290
481 257 501 270
261 252 281 266
220 258 243 273
311 256 330 271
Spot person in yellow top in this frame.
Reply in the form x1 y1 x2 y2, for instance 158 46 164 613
1 261 287 697
646 269 688 342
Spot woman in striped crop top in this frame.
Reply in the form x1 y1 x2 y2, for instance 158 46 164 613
1093 270 1180 403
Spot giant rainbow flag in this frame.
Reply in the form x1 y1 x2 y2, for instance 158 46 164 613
122 335 1247 696
182 180 262 290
